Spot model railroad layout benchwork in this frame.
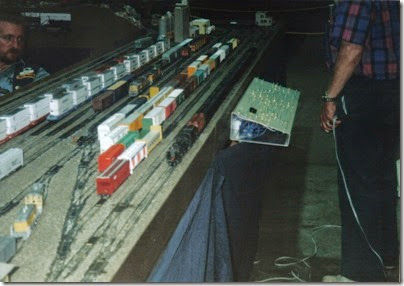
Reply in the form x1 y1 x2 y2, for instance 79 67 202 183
0 17 282 281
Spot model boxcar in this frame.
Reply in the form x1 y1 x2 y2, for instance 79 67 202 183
168 88 186 105
92 90 114 111
117 131 140 148
99 125 128 153
118 141 147 174
96 69 115 89
97 113 125 140
107 80 129 101
158 97 177 119
98 143 125 172
110 63 127 81
47 92 74 120
0 119 6 142
118 114 144 132
138 125 162 155
142 107 165 132
0 107 30 136
0 148 23 181
23 96 50 124
96 159 130 196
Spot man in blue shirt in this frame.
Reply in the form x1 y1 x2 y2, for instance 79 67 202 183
0 13 49 96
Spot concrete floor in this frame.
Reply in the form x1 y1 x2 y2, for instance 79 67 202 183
249 35 400 283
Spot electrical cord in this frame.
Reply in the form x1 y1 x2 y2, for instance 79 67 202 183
255 117 387 283
332 116 385 273
255 225 341 283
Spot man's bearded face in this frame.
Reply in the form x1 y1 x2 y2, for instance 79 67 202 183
0 22 25 65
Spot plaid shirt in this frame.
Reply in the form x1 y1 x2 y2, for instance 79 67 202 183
327 0 400 80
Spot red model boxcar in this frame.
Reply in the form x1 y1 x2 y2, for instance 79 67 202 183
98 143 125 172
96 159 130 196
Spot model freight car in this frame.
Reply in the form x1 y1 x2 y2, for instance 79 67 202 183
0 107 31 138
0 39 167 146
24 96 50 124
0 148 23 181
96 159 130 197
92 80 129 111
0 119 6 143
99 125 128 153
137 125 162 154
162 38 193 64
117 141 147 174
98 144 125 172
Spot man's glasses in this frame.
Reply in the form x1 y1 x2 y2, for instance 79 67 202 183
0 34 24 44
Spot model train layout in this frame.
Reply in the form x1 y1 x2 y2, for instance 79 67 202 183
0 20 280 282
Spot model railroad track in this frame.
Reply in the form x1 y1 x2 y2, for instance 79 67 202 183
0 59 166 153
0 40 226 215
0 33 241 221
0 35 222 154
0 143 82 216
0 30 244 216
0 29 257 282
44 36 258 282
0 40 139 111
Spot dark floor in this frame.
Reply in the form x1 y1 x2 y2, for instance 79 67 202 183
249 35 400 283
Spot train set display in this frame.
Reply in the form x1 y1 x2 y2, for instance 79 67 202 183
0 33 241 261
0 4 285 280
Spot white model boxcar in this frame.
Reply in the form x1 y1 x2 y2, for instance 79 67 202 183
97 69 115 89
84 76 102 97
67 85 87 105
0 148 23 181
143 106 166 126
0 119 7 141
118 141 147 174
97 113 125 140
24 96 50 122
0 107 30 135
99 125 128 153
49 92 74 116
110 63 127 81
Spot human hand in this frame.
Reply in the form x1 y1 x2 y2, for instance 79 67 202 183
320 102 341 133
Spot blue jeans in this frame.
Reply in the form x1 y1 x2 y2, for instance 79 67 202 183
335 76 400 282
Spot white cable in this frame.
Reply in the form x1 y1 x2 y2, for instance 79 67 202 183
255 225 341 283
255 276 296 282
332 117 385 271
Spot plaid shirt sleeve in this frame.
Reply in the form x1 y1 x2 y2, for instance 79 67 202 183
327 0 400 80
330 1 373 48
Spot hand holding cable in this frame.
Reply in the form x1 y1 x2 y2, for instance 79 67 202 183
320 101 340 133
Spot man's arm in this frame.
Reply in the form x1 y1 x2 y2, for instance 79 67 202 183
320 40 364 132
